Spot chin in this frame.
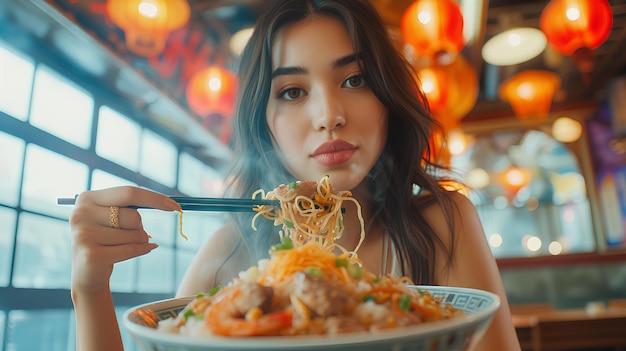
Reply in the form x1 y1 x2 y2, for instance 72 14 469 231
288 163 371 191
317 170 367 192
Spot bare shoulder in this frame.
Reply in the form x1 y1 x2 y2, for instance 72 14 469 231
420 190 478 220
420 191 482 248
419 191 490 282
176 221 252 297
422 191 521 350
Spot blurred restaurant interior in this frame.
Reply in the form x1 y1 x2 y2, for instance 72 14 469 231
1 0 626 350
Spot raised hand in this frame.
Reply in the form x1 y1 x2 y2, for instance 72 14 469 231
70 186 180 294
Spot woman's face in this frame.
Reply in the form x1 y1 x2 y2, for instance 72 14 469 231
266 15 388 191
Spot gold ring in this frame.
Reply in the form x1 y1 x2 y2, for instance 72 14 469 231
109 206 120 229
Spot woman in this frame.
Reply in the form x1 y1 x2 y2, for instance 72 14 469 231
70 0 521 350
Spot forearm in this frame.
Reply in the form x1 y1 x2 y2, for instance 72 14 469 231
72 288 124 351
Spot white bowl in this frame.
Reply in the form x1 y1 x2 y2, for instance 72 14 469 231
123 285 500 351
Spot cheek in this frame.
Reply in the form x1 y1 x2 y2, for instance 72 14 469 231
266 116 308 168
376 119 388 153
370 111 389 159
369 107 388 143
268 117 294 150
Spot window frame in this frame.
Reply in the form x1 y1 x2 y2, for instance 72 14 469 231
0 20 224 345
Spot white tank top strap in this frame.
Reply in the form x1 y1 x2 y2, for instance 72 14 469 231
380 233 403 278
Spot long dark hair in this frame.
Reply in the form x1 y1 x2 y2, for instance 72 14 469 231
224 0 457 285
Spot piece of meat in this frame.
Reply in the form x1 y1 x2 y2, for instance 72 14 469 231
292 271 347 317
231 282 274 315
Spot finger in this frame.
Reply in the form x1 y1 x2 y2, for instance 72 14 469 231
102 242 159 264
86 242 159 265
99 227 152 246
74 224 151 247
97 206 144 231
76 186 181 212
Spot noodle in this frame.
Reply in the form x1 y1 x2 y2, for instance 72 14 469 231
252 175 366 254
177 209 188 241
150 176 464 337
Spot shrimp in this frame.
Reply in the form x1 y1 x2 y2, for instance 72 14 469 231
205 282 293 336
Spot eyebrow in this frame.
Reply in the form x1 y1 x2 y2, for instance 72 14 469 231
271 53 360 79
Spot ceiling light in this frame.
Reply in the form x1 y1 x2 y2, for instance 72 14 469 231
482 27 547 66
229 27 254 56
498 70 561 120
552 116 582 143
106 0 190 57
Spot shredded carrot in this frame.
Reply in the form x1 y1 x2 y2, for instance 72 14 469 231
136 309 159 328
259 241 358 285
411 299 442 320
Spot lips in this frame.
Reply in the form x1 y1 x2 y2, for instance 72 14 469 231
311 140 357 166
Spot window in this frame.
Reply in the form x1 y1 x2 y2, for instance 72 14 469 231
0 208 16 287
12 213 72 289
29 65 93 148
21 145 89 218
95 106 141 171
0 131 24 207
0 38 227 351
178 152 224 197
140 129 177 187
0 312 4 349
451 128 596 258
0 42 34 121
91 169 137 190
6 310 71 351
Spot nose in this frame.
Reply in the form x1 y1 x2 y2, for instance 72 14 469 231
311 89 346 131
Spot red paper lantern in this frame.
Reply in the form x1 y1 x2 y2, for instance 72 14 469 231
498 70 561 120
186 66 237 143
186 66 236 118
401 0 465 59
416 55 478 130
107 0 190 57
540 0 612 55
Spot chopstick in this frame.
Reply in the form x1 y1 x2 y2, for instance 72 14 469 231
56 196 279 212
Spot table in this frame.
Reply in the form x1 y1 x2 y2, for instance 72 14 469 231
513 307 626 351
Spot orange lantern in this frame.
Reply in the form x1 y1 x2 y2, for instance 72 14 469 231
107 0 190 57
539 0 612 73
540 0 612 55
416 55 478 130
401 0 465 60
498 70 561 120
428 128 451 166
186 66 237 144
499 166 532 197
186 66 237 118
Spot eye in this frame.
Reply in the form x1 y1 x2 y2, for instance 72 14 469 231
277 87 306 101
344 75 366 89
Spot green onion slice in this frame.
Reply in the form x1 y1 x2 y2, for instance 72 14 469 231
398 293 411 311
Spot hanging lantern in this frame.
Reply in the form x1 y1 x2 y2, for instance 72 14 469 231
428 128 452 166
186 66 237 142
539 0 613 73
499 166 532 198
107 0 191 57
400 0 465 60
416 55 478 130
498 70 561 120
186 66 237 118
